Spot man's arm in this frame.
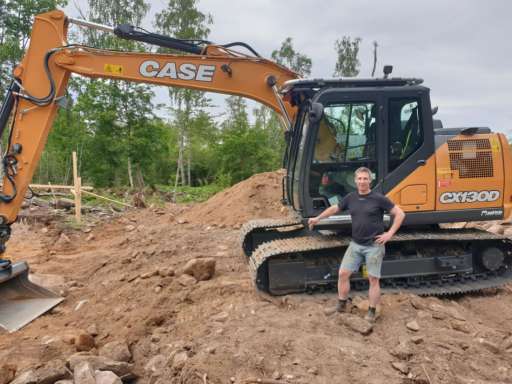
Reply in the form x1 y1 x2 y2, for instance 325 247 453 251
308 204 340 230
375 205 405 245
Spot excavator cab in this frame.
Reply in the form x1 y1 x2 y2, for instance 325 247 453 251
282 78 434 223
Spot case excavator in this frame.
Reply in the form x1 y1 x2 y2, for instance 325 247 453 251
0 10 511 331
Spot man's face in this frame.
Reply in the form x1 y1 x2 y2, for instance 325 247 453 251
355 171 371 193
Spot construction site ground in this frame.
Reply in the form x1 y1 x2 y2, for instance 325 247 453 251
1 171 512 384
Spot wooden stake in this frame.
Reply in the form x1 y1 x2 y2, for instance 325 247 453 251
72 151 81 223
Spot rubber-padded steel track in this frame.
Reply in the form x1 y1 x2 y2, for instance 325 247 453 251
243 226 512 296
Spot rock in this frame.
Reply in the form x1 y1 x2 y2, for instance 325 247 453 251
182 258 216 281
391 362 410 374
337 313 373 335
99 340 131 362
76 333 95 352
177 274 197 287
477 338 501 354
55 233 71 247
177 219 187 224
429 303 465 321
158 267 175 277
390 342 413 360
409 295 426 310
501 336 512 350
86 234 95 241
37 360 70 384
95 371 122 384
10 370 37 384
125 225 136 232
0 364 16 384
271 371 281 380
307 367 319 375
451 320 471 334
67 353 134 378
86 324 99 337
406 320 420 332
211 312 229 323
140 270 158 279
73 361 95 384
171 351 189 370
410 335 424 344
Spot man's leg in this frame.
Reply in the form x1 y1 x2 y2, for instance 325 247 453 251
368 275 381 308
335 242 361 313
338 268 352 301
364 244 385 322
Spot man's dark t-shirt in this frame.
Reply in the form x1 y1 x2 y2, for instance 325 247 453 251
338 191 395 246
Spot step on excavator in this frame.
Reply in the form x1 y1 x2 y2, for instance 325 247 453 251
0 10 511 331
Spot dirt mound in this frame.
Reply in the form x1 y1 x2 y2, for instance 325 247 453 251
2 177 512 383
180 170 291 227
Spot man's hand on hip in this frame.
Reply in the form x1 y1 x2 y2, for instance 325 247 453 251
375 231 393 245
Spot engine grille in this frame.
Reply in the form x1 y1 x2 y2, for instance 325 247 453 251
448 139 493 178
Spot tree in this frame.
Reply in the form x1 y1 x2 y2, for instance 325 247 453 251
154 0 213 190
70 0 156 188
271 37 312 77
333 36 362 77
0 0 68 96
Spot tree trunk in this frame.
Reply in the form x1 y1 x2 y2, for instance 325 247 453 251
127 157 134 188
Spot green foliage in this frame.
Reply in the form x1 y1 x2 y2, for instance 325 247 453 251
0 0 68 95
333 36 362 77
213 96 283 185
271 37 312 77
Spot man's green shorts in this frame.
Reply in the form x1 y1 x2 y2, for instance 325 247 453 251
340 241 385 278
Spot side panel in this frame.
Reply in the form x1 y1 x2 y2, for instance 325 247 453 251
434 134 504 211
385 154 436 212
498 133 512 219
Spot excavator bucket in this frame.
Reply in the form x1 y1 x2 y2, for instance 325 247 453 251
0 261 63 332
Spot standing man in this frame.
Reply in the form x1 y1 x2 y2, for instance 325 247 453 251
308 167 405 323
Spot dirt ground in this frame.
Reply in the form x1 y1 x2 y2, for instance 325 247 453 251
1 172 512 384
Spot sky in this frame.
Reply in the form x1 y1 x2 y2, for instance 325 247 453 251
64 0 512 138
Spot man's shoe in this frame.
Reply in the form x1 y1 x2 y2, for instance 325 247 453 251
336 299 348 313
0 258 12 270
364 310 377 323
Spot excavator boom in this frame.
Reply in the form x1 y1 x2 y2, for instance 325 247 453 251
0 10 298 331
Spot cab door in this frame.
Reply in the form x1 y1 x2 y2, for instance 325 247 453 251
381 88 436 212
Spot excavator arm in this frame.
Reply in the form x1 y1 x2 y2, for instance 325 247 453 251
0 10 298 331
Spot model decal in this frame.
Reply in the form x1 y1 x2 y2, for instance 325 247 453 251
440 190 500 204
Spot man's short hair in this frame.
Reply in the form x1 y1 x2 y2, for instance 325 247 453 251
354 167 373 181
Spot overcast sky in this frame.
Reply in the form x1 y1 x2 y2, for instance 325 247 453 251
65 0 512 138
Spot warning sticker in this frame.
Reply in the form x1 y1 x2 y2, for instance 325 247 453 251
104 64 123 75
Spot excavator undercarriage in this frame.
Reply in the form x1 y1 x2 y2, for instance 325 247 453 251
241 219 512 296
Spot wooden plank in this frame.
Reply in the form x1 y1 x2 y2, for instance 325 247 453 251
29 183 93 191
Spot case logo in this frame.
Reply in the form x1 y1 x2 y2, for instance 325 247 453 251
139 61 215 82
439 190 500 204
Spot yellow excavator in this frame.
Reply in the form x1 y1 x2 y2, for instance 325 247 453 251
0 10 511 331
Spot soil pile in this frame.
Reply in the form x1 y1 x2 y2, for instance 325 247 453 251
0 174 512 383
180 170 291 227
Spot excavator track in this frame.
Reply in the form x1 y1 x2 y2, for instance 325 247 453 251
240 218 305 257
243 227 512 296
